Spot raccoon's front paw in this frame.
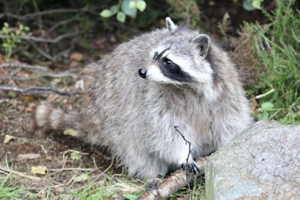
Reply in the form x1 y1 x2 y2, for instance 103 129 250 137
179 161 200 174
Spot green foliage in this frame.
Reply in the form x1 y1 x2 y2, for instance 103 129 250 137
248 0 300 124
256 102 274 120
100 0 147 23
0 22 30 61
0 176 31 199
123 193 139 199
243 0 264 11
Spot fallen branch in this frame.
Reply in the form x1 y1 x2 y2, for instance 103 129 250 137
0 85 83 95
137 158 207 200
44 13 82 35
0 164 42 181
0 31 81 44
0 68 80 81
0 8 93 21
47 168 97 172
0 63 48 71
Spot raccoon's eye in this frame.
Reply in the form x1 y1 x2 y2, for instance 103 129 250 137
162 58 173 67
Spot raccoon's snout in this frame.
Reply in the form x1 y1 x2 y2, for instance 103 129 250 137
138 68 147 78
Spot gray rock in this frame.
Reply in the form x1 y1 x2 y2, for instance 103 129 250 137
205 121 300 200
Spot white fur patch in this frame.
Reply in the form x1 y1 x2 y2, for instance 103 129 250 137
50 109 64 129
36 104 50 127
146 64 179 85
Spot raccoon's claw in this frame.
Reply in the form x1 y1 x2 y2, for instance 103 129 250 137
180 162 200 174
146 179 159 191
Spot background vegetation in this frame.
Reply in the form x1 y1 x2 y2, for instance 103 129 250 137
0 0 299 199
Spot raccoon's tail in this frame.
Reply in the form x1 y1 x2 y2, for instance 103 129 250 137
31 102 81 137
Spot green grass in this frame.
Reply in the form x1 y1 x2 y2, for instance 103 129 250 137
169 177 206 200
245 0 300 124
0 176 31 200
68 173 145 200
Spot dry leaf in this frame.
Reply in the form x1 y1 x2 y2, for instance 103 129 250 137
73 174 88 183
53 185 65 193
70 60 80 68
17 105 25 111
70 152 81 160
31 166 47 175
70 52 83 62
3 135 17 144
25 102 36 112
63 129 78 136
20 94 35 101
98 180 105 185
17 154 40 161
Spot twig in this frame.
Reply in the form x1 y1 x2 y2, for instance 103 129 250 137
26 39 53 60
174 126 192 169
32 0 42 30
47 168 97 172
0 85 84 95
0 67 79 81
52 44 75 61
0 31 81 43
256 85 275 99
233 37 250 53
44 13 83 36
0 165 42 181
0 8 92 21
0 63 48 71
137 158 207 200
60 149 89 169
90 147 112 161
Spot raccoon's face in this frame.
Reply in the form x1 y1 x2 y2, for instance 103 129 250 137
139 46 193 83
138 34 213 86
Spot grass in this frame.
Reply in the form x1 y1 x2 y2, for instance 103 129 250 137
68 173 145 200
0 175 32 200
0 168 206 200
169 177 206 200
241 0 300 124
0 169 145 200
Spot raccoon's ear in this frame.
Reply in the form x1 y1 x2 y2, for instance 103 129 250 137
191 34 210 58
166 17 177 34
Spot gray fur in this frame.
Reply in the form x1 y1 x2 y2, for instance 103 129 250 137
192 34 210 58
166 17 177 34
33 18 253 181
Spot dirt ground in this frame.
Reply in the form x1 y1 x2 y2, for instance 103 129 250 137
0 86 129 198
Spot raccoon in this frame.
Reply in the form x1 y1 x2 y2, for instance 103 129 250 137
32 17 252 181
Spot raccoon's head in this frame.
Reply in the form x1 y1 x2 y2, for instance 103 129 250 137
138 17 213 86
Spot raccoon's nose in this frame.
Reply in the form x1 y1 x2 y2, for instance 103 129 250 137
138 68 147 78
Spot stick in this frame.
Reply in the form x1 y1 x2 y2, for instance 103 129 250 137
0 85 83 95
137 158 207 200
0 63 48 71
0 31 81 43
0 165 42 181
0 68 80 81
174 126 192 171
0 8 92 21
